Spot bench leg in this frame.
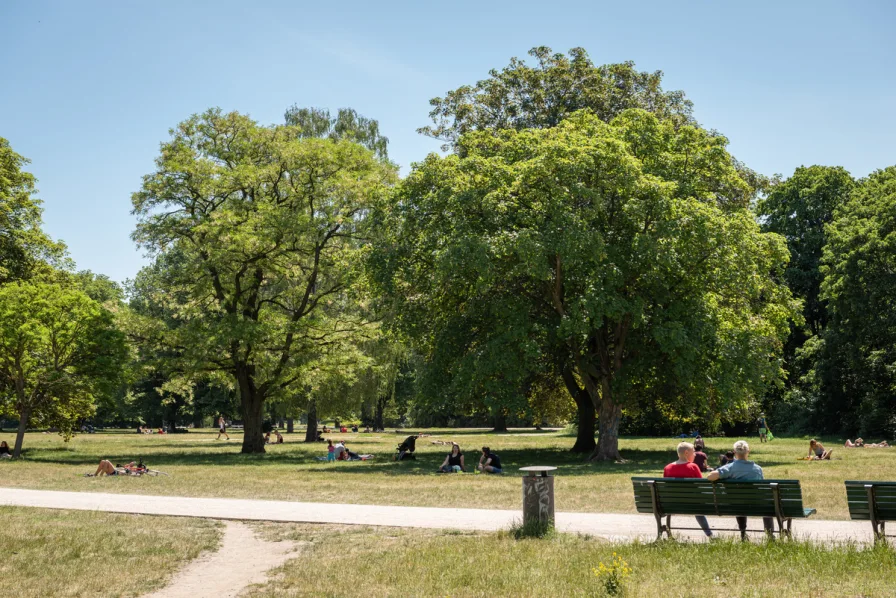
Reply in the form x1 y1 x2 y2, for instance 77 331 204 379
666 515 672 539
653 512 668 540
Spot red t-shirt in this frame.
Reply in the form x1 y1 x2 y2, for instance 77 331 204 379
663 462 703 478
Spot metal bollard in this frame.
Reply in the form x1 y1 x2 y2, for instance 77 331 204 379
520 466 557 526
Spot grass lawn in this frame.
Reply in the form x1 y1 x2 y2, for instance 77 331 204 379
0 428 888 518
246 522 896 597
0 506 220 597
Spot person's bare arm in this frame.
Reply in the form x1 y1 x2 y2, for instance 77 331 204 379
460 455 466 471
706 470 720 481
441 455 449 468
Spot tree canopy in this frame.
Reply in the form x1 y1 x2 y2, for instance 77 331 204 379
419 46 694 151
372 109 796 459
0 136 66 284
810 166 896 436
284 106 390 160
131 108 396 452
0 281 126 456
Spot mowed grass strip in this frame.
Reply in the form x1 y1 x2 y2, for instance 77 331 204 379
246 523 896 598
0 506 220 598
0 429 891 518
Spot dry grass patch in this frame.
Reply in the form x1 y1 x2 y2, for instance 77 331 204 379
0 506 220 598
245 523 896 597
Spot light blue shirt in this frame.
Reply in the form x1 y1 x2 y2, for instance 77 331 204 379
717 458 763 480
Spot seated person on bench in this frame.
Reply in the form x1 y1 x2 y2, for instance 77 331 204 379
663 442 712 537
706 440 774 539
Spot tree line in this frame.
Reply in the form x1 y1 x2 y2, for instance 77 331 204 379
2 47 894 459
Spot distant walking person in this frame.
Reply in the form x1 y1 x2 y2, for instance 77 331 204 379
216 416 230 440
757 415 768 443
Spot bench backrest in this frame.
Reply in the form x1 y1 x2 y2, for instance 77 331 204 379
845 481 896 521
632 477 807 518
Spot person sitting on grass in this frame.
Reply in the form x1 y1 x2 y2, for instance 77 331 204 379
363 426 371 433
264 432 272 444
719 450 735 467
0 440 11 459
439 443 465 473
845 438 864 448
693 445 710 472
333 441 346 461
694 435 706 453
808 439 833 460
274 430 283 444
477 446 502 474
706 440 775 539
663 442 712 537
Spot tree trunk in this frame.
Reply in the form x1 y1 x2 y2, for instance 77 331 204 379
562 367 596 453
193 409 204 429
236 365 266 453
590 390 623 461
492 411 507 432
304 401 318 442
374 395 387 431
571 390 597 453
13 409 29 458
286 418 294 434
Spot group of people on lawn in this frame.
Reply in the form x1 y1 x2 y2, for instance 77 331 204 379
435 444 503 474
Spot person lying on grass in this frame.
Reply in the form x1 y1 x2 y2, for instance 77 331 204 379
808 439 833 460
478 446 503 474
439 443 466 473
90 460 149 476
663 442 712 537
845 438 864 448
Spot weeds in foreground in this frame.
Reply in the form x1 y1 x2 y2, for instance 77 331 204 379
593 552 632 595
508 517 555 539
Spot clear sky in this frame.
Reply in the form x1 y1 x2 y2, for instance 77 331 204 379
2 1 894 283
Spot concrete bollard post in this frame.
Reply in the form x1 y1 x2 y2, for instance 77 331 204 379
520 466 557 526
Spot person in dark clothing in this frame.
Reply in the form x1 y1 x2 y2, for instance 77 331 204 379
478 446 503 474
719 450 735 467
694 435 706 452
693 448 710 472
396 435 418 460
439 443 465 472
0 440 11 459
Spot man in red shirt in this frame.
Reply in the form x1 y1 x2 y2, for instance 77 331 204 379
663 442 713 537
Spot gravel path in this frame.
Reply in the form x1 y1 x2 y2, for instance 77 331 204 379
143 521 299 598
0 487 874 543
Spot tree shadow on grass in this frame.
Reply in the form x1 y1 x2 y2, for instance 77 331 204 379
16 445 676 478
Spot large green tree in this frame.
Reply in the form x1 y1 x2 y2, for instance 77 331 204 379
131 109 396 453
372 109 795 460
815 166 896 436
0 281 126 457
0 137 66 284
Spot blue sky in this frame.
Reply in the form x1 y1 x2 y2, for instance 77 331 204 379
2 1 894 283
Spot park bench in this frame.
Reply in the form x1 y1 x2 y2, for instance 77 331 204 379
845 480 896 541
632 477 816 539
